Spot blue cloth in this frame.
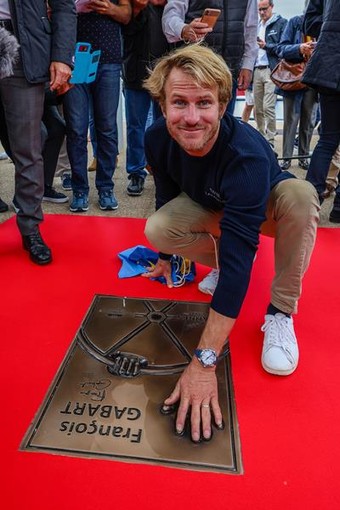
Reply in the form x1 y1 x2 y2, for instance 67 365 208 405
118 245 196 286
118 245 159 278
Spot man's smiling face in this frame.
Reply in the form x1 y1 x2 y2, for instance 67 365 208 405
162 68 224 157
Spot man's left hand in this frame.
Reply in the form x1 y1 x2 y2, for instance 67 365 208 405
162 358 223 442
141 258 173 288
49 62 72 91
237 69 252 91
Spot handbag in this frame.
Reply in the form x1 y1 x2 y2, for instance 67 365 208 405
270 59 307 91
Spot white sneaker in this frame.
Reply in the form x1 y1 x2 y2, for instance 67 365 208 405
261 313 299 376
198 269 219 295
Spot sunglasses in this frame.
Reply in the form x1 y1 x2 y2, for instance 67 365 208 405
258 6 270 12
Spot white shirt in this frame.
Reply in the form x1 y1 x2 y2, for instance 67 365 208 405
162 0 258 71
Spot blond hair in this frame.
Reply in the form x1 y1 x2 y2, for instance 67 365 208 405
144 43 232 108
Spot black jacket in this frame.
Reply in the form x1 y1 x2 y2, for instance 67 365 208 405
122 5 170 90
8 0 76 84
302 0 340 93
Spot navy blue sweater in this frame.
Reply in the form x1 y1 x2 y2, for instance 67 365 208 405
145 114 294 318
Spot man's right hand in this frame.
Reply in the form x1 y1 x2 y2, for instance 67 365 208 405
181 18 212 43
141 258 173 288
162 357 223 442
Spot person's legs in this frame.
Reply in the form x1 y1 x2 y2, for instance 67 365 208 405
144 192 222 268
259 178 319 375
124 87 150 179
261 178 320 315
63 83 90 195
54 105 71 188
89 95 97 160
0 96 11 212
241 88 254 123
92 63 120 194
0 73 52 264
124 87 151 196
55 138 72 190
0 75 45 235
262 69 277 145
306 92 340 198
0 95 12 158
226 78 238 115
253 69 266 136
42 104 66 188
298 88 318 162
282 95 299 161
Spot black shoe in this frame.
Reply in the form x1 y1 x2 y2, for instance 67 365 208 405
329 206 340 224
127 174 145 196
43 186 69 203
280 159 291 171
22 230 52 265
0 197 9 213
298 159 309 171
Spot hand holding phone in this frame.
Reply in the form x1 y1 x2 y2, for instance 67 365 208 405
200 8 221 30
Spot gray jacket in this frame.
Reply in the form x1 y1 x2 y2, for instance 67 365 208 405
9 0 76 83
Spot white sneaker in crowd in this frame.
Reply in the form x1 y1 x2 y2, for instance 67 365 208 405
261 313 299 376
198 269 219 295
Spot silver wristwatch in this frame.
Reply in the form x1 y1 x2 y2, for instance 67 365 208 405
194 348 217 368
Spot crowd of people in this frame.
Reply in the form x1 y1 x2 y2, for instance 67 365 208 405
0 1 339 440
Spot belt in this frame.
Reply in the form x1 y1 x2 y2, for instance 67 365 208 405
0 19 13 32
255 65 270 70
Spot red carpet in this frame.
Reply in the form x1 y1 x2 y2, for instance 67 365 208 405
1 215 339 510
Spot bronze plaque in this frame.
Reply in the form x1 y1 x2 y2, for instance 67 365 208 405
21 296 242 474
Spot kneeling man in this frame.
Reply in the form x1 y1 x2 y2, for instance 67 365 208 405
142 44 320 442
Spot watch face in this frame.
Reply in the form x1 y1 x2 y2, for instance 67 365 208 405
200 349 217 366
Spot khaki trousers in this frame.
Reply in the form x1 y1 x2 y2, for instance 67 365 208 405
253 67 277 145
145 179 320 315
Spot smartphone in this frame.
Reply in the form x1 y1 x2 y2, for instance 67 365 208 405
200 8 221 29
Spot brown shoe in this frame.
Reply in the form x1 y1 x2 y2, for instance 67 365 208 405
88 157 97 172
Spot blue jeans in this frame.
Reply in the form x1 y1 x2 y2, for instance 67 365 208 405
64 63 121 194
306 92 340 203
124 88 154 179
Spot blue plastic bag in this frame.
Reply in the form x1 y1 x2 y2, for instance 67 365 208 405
118 245 196 287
